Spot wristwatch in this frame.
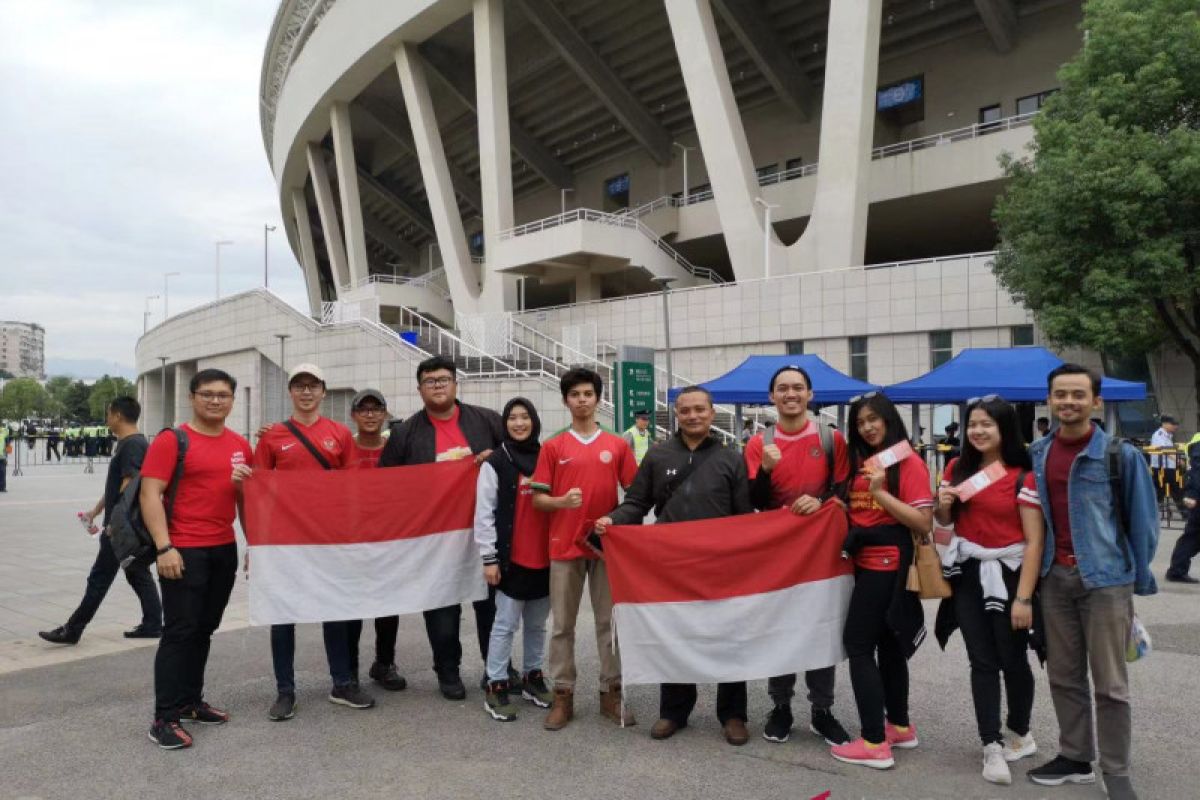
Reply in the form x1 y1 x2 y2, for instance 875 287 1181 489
156 544 175 556
1014 596 1033 606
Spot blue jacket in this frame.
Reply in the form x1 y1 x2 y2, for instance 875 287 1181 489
1030 424 1159 596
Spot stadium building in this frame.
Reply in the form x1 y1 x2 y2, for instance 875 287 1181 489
135 0 1186 436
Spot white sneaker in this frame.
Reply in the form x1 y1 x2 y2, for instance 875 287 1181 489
983 742 1012 785
1003 731 1037 762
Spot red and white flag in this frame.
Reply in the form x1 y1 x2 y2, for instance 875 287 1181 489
605 504 853 685
242 460 486 625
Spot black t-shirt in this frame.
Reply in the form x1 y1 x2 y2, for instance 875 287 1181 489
104 433 148 524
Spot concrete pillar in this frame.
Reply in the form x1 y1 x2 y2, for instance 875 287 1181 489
575 273 602 302
174 363 197 425
474 0 516 312
291 188 327 313
306 142 351 291
788 0 882 272
664 0 783 281
394 43 481 315
329 102 370 288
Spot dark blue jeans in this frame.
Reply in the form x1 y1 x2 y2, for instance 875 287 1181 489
67 533 162 634
271 621 357 693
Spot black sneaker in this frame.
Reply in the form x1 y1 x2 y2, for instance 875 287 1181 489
809 707 851 745
329 683 376 709
124 625 162 639
180 701 229 725
762 703 793 743
368 661 408 691
1027 755 1096 786
1166 572 1200 584
38 625 81 645
483 681 518 721
268 693 296 721
437 670 467 700
521 669 554 708
148 719 193 750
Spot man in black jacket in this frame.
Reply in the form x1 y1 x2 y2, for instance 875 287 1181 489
595 385 754 745
376 356 504 699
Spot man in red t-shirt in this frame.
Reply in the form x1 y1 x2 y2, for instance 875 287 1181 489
532 368 637 730
744 365 852 747
140 368 252 750
249 363 374 721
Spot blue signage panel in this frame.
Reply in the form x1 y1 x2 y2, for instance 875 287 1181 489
877 78 923 111
605 173 630 197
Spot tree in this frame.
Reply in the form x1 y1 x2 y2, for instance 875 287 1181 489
88 375 136 420
0 378 52 420
993 0 1200 424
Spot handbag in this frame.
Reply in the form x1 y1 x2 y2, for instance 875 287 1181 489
907 528 952 599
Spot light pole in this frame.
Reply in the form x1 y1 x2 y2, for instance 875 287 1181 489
143 294 160 334
651 276 678 434
274 333 290 421
754 197 780 278
263 224 277 288
560 187 574 216
163 271 180 319
214 240 233 299
673 142 693 204
158 356 170 431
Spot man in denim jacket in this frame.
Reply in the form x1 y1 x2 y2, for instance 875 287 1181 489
1025 364 1158 800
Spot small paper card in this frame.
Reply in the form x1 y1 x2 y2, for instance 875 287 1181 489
953 461 1008 503
863 440 914 471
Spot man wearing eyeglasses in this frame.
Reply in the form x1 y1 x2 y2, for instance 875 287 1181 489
377 355 504 700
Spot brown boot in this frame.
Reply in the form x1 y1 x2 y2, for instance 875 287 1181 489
599 683 637 727
543 687 574 731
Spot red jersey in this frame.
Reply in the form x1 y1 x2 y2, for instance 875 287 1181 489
141 424 252 548
531 428 637 561
941 459 1039 549
255 417 352 471
346 440 385 470
1046 426 1095 565
431 406 473 462
744 420 850 508
512 474 550 569
848 451 933 528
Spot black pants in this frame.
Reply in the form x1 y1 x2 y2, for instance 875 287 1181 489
844 567 909 745
0 458 6 492
270 621 358 692
766 667 836 711
660 682 747 725
373 587 497 674
153 543 237 721
46 441 60 460
953 560 1034 745
1169 507 1200 578
66 535 161 634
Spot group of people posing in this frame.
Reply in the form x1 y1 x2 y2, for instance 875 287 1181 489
44 352 1157 800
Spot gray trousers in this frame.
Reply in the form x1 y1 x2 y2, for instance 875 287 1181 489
766 666 836 710
1041 564 1134 776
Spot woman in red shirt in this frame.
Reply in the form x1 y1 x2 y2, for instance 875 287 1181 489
934 396 1045 785
832 392 933 770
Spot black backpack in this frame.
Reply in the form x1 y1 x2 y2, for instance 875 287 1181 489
108 427 189 569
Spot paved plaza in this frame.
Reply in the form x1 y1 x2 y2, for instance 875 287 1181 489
1 464 1198 800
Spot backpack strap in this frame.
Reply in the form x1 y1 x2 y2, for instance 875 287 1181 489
818 422 837 499
283 420 333 470
162 427 189 521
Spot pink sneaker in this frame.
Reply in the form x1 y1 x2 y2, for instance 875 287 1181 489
885 721 919 749
830 737 895 769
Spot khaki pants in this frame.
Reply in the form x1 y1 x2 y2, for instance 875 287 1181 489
1041 564 1134 776
548 558 621 691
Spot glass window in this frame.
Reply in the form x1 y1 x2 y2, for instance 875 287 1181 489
1010 325 1034 347
603 173 630 212
849 336 868 381
786 340 804 355
978 104 1002 125
785 157 804 173
756 163 779 182
929 330 953 368
1016 90 1056 116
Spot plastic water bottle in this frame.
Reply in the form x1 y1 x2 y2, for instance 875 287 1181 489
77 512 99 536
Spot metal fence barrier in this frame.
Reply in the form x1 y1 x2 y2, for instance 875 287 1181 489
6 435 113 475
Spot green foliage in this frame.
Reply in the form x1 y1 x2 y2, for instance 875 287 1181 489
87 375 136 420
993 0 1200 359
0 378 51 420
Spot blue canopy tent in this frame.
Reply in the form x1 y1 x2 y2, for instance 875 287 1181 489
883 347 1146 403
667 354 880 405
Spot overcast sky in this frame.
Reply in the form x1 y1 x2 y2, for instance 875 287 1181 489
0 0 308 374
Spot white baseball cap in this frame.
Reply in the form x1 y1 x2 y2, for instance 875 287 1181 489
288 363 325 385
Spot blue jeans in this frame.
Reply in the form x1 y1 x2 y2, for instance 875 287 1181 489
270 621 357 693
486 590 550 682
67 533 161 634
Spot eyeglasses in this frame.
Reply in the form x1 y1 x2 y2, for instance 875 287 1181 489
966 394 1002 406
290 382 323 394
849 391 880 404
194 392 234 403
354 406 386 416
420 376 455 388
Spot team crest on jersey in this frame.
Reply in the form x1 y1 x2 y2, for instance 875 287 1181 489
599 449 613 464
323 438 339 451
810 447 821 458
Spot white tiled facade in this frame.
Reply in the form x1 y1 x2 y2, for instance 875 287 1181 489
0 321 46 380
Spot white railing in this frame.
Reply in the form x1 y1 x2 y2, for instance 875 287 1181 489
342 270 452 300
498 208 725 285
621 112 1038 219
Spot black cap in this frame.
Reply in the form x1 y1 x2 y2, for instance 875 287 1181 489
1161 415 1177 425
634 409 650 418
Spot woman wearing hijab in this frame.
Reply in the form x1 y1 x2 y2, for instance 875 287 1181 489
474 398 552 721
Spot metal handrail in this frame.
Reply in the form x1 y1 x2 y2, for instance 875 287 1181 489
343 271 453 300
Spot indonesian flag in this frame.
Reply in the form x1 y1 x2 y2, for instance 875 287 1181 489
605 503 853 685
242 460 486 625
